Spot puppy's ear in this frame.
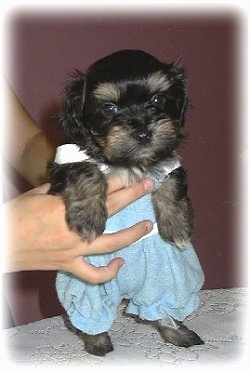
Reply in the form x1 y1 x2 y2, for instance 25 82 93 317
59 70 87 141
166 62 188 127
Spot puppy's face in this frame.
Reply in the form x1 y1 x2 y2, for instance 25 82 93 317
61 50 188 168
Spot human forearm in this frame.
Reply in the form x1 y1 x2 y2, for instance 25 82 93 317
14 130 56 186
4 82 56 186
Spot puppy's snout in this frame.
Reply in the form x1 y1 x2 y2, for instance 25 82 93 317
135 129 152 144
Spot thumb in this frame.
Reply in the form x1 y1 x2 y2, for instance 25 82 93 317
70 257 124 284
28 183 51 195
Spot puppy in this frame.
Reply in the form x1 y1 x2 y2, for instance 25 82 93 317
49 50 204 356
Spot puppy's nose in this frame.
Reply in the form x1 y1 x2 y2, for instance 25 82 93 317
135 130 152 143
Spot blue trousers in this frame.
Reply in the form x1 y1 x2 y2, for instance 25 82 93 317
56 190 204 335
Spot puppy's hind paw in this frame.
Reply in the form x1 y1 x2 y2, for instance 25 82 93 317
80 332 114 356
156 318 204 348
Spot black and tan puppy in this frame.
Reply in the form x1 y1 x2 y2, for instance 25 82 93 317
50 49 193 247
49 50 204 356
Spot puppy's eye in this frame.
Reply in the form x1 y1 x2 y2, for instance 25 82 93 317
101 103 118 118
150 94 166 109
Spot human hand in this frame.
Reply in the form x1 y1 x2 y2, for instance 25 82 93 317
4 177 154 283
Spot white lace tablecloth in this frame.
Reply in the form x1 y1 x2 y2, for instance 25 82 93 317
2 288 248 369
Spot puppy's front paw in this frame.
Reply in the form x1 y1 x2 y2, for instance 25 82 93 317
49 162 108 241
157 210 192 249
66 196 107 241
153 192 193 249
64 166 108 241
154 199 193 249
152 167 194 249
80 332 114 356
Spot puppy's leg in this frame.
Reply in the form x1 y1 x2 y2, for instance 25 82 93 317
80 332 114 356
49 162 107 241
156 316 204 347
152 167 194 248
133 316 203 348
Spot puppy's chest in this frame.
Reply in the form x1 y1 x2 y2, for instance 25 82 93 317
107 166 145 187
107 161 180 188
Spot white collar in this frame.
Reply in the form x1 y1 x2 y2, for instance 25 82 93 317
54 144 181 179
55 144 95 164
54 144 109 172
150 158 181 184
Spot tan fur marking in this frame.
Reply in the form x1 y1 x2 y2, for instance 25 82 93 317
147 71 171 93
93 83 120 102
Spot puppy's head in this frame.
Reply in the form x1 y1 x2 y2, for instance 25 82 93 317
60 49 188 168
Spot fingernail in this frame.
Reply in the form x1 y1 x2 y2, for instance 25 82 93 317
143 178 155 192
145 221 153 232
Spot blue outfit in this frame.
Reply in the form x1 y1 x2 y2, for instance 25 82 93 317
56 176 204 335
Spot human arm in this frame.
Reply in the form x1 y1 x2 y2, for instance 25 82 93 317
4 83 56 186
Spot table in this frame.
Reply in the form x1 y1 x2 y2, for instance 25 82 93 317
2 288 248 369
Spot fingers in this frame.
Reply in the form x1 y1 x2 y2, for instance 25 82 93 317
86 220 154 254
71 219 154 283
107 178 155 216
107 175 127 194
70 257 125 284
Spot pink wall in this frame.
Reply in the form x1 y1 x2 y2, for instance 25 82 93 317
3 10 245 326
